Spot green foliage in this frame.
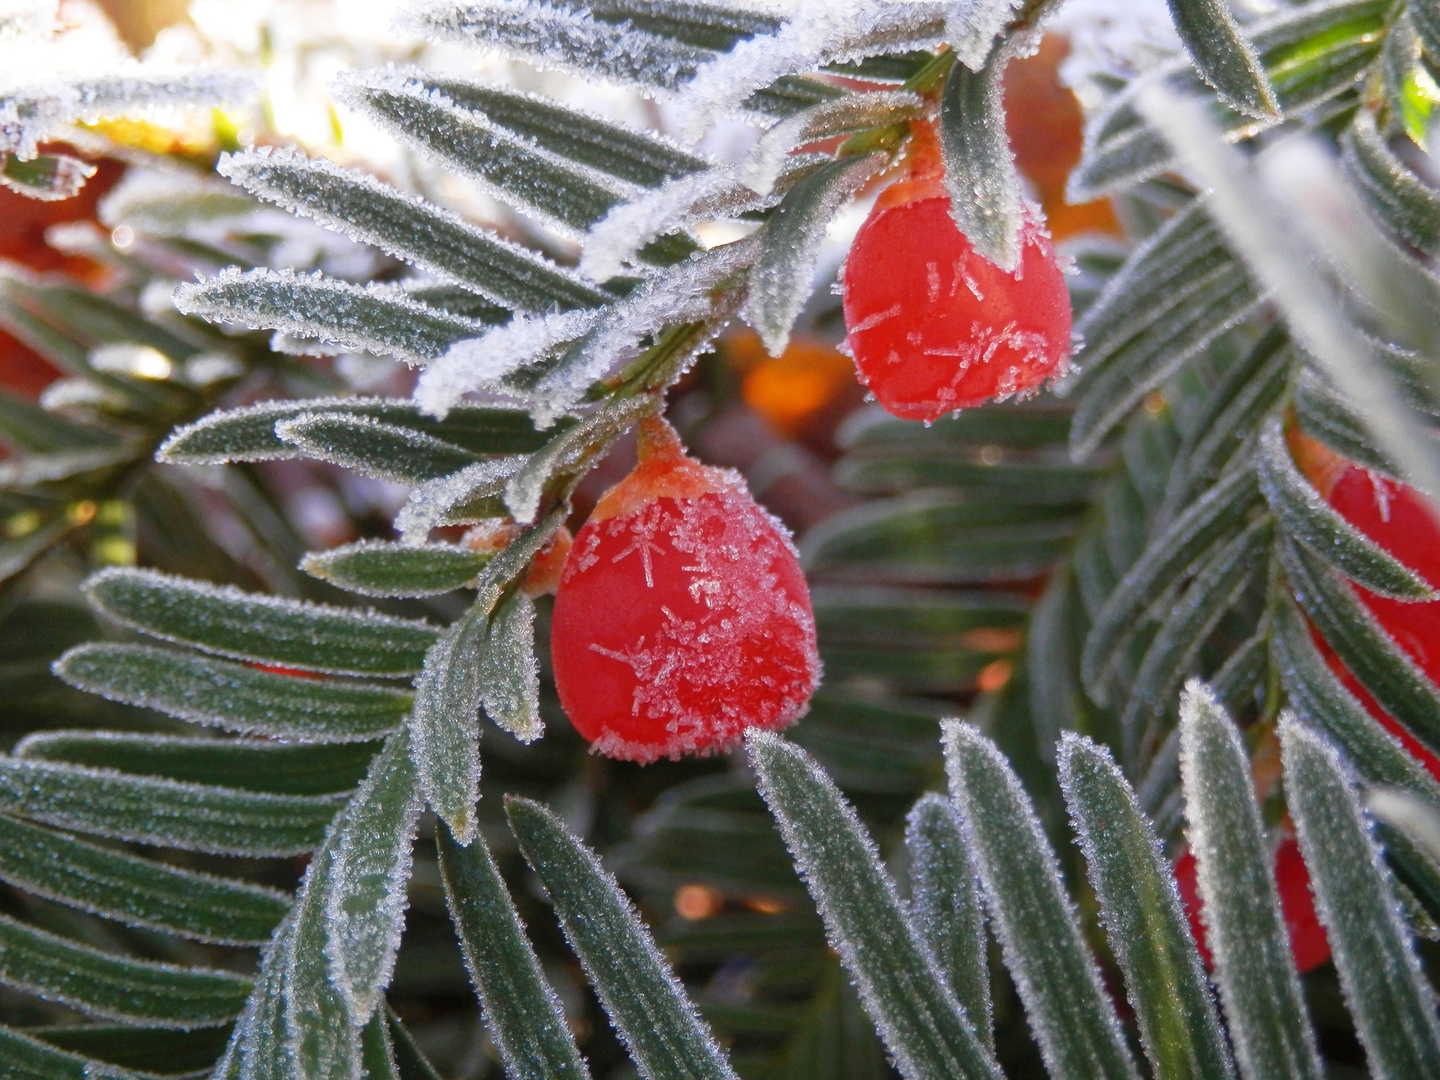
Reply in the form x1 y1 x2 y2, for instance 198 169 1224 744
4 0 1440 1078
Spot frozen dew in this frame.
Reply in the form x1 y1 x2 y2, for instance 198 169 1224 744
530 240 756 428
395 456 528 544
942 0 1022 70
675 0 877 140
413 307 601 420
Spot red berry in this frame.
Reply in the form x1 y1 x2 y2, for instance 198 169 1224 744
1289 430 1440 782
1174 833 1331 973
840 125 1072 422
549 418 821 763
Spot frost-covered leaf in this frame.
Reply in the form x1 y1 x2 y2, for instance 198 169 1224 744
480 589 542 742
15 730 377 796
0 150 95 200
395 456 528 543
360 1012 402 1080
324 731 422 1020
337 70 679 247
749 152 884 355
175 269 485 366
1071 0 1387 199
1257 417 1432 599
1069 201 1263 460
285 848 363 1080
400 0 713 95
1270 598 1440 801
943 0 1016 70
1080 464 1261 694
903 793 992 1052
673 0 942 137
413 307 600 422
526 242 752 426
303 541 490 598
1177 683 1322 1080
425 76 706 187
504 395 659 524
0 70 257 160
1342 110 1440 258
158 398 556 466
82 568 438 677
1058 735 1234 1080
276 412 486 484
1280 719 1440 1078
1166 0 1278 118
506 795 740 1080
1292 369 1402 478
943 722 1140 1080
219 149 608 313
749 733 1000 1080
939 49 1022 271
54 643 409 741
1117 516 1271 761
1138 82 1440 506
0 910 251 1027
1163 327 1291 517
437 823 592 1080
408 606 488 844
0 813 288 945
1277 534 1440 759
0 756 338 856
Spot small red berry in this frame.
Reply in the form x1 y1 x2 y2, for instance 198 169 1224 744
841 123 1072 422
549 417 821 763
1174 833 1331 973
1288 429 1440 782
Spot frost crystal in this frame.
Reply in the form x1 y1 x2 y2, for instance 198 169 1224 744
414 308 601 419
553 488 820 763
400 0 711 94
943 0 1021 70
396 456 528 544
529 240 755 427
676 0 870 139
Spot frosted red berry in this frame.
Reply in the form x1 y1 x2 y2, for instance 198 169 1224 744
841 125 1072 422
549 418 821 763
1174 833 1331 973
1289 430 1440 782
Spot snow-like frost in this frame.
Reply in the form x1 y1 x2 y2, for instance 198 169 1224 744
334 66 633 240
748 152 885 357
581 167 758 282
582 89 917 281
0 70 257 161
480 590 543 742
675 0 872 140
175 267 485 367
414 307 601 420
396 456 528 544
943 0 1021 69
219 146 604 311
1178 681 1324 1080
400 0 711 94
944 720 1141 1080
407 610 486 844
324 732 422 1021
529 239 755 428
